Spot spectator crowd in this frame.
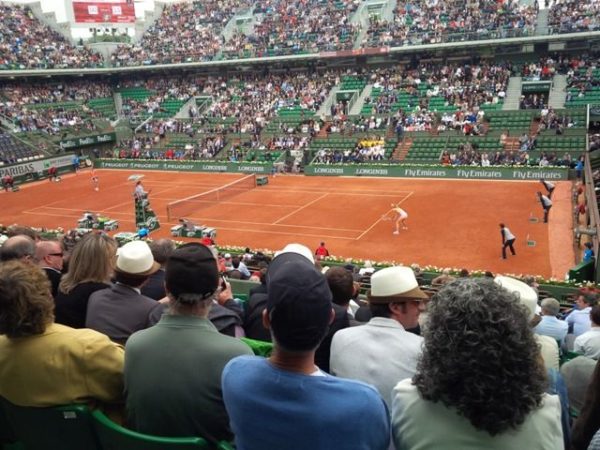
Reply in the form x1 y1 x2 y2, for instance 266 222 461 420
1 225 600 449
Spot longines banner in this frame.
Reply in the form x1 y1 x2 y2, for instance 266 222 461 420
0 155 74 178
59 133 116 150
96 159 273 174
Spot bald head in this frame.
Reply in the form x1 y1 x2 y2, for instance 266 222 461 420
35 240 64 271
0 235 36 262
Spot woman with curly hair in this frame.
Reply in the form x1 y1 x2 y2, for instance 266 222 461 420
391 277 563 450
0 261 123 406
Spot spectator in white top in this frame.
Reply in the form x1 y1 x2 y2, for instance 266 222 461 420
574 305 600 359
567 293 597 337
534 298 568 345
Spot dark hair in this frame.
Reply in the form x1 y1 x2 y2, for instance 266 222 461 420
5 225 38 240
148 239 175 265
413 278 546 435
369 302 391 318
571 360 600 450
325 266 353 306
114 270 148 288
0 261 54 338
231 256 241 269
591 305 600 326
499 223 505 228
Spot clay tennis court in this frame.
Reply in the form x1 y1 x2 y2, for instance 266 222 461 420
1 169 574 279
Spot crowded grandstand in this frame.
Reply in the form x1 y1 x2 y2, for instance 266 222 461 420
3 0 600 449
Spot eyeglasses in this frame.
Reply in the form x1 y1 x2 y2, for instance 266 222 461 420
48 252 64 257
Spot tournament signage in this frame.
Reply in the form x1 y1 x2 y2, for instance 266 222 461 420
60 133 116 150
0 155 74 178
73 0 136 24
96 159 273 174
304 164 570 180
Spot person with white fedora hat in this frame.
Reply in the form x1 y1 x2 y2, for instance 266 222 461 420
330 266 428 410
86 240 165 344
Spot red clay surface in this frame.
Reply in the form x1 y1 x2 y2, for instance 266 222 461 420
0 169 575 279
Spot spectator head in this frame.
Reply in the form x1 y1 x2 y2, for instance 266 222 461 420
264 244 333 352
59 232 117 295
231 256 241 269
367 266 428 329
114 241 160 288
494 275 538 322
35 240 64 271
591 305 600 327
5 225 38 240
0 261 53 338
325 266 354 307
148 238 175 267
0 235 36 263
576 293 597 309
414 277 546 436
540 297 560 316
459 268 470 278
165 243 219 313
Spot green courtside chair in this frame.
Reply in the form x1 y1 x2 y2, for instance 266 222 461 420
91 409 234 450
0 399 99 450
240 337 274 357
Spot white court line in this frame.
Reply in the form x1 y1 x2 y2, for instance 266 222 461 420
150 199 301 209
273 193 329 225
355 191 414 240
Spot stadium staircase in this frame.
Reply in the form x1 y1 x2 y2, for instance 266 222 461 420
175 97 198 119
317 86 341 117
502 77 523 110
349 84 374 115
392 137 413 161
503 136 520 152
535 8 549 36
548 75 567 109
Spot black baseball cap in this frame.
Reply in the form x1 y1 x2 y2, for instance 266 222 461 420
165 243 219 300
266 249 333 351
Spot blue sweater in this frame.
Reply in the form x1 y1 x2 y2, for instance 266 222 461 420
222 355 390 450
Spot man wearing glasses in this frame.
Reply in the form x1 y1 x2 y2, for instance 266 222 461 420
35 240 64 298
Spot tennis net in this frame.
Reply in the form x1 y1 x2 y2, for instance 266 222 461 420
166 174 257 221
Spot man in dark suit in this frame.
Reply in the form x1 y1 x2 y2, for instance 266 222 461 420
86 241 164 344
35 240 64 298
141 239 175 300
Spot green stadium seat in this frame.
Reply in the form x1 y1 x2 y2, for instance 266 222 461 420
91 409 224 450
1 399 99 450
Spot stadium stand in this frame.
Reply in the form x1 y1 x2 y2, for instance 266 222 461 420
111 0 254 66
364 0 538 48
0 4 103 69
0 133 45 165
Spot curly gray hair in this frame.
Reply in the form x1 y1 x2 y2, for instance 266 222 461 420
413 277 547 435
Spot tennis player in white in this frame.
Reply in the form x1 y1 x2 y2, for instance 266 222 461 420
382 203 408 234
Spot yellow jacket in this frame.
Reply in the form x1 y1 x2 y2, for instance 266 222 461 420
0 323 124 407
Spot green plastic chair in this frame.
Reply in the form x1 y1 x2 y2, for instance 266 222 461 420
1 399 99 450
240 337 274 357
91 409 229 450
